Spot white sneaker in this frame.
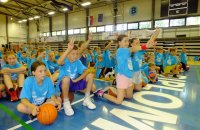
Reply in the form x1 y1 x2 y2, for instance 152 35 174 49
83 98 96 110
63 101 74 116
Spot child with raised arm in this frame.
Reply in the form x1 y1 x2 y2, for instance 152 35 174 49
94 29 160 104
57 34 96 116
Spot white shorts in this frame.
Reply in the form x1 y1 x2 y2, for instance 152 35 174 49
132 71 142 85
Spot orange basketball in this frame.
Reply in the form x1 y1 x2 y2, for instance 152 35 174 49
37 104 58 125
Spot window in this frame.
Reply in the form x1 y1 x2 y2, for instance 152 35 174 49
46 32 50 36
81 28 86 34
43 33 47 37
139 21 152 29
56 31 62 35
97 26 105 32
52 31 56 36
105 25 113 32
68 29 73 35
89 27 96 33
186 16 200 26
62 30 65 35
117 24 127 31
74 29 80 34
128 23 138 30
155 19 169 28
170 18 185 27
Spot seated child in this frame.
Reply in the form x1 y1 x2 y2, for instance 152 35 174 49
1 52 26 101
94 55 104 78
148 63 158 83
17 61 61 119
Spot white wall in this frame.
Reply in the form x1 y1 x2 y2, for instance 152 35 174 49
68 11 86 29
0 15 27 45
8 19 27 42
29 21 38 39
40 17 49 32
120 0 152 23
52 14 65 31
0 14 6 45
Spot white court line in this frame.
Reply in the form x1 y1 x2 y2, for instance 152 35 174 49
7 88 104 130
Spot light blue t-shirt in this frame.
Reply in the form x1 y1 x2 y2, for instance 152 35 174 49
155 52 164 66
163 52 170 60
132 50 145 72
0 51 2 58
94 61 104 78
59 58 86 80
164 54 178 66
93 50 98 63
86 54 93 66
116 48 133 78
180 52 187 64
16 52 22 59
103 50 112 68
2 62 22 80
23 47 28 51
19 57 28 64
47 60 60 74
20 76 55 105
55 55 60 60
110 55 116 68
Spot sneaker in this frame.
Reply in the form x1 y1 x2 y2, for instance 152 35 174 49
173 75 179 78
83 98 96 110
9 91 19 102
94 89 104 97
16 88 21 98
63 101 74 116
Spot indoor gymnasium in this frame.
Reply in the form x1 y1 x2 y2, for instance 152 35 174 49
0 0 200 130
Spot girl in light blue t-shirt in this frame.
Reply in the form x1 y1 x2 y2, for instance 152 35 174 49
17 61 61 119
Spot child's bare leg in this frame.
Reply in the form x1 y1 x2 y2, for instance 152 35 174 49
18 73 25 88
3 74 13 89
103 88 125 105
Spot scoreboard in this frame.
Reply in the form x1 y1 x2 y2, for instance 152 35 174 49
161 0 198 17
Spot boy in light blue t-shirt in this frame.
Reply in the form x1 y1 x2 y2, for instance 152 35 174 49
57 35 96 116
163 48 180 78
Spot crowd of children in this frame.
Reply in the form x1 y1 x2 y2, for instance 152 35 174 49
0 29 190 119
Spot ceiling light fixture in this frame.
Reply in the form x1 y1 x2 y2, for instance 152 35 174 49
34 16 40 19
18 21 22 23
81 2 91 7
0 0 9 3
28 17 34 20
63 8 68 11
22 19 27 22
48 11 55 15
